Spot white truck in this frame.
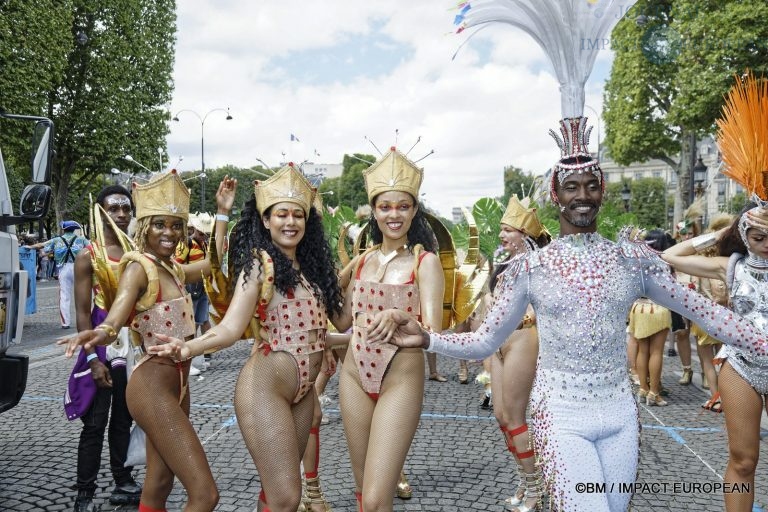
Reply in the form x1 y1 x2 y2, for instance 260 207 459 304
0 111 54 413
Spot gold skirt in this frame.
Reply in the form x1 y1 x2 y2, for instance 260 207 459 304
628 301 671 339
691 322 722 346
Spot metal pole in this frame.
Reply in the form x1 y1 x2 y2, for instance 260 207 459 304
201 126 205 211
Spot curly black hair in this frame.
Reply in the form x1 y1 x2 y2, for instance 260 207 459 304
228 193 343 317
718 202 753 257
367 196 437 253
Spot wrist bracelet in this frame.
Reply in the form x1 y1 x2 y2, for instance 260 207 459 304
86 353 99 363
691 232 717 252
95 323 117 340
215 213 229 222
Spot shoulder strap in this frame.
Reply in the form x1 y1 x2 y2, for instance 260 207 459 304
62 235 77 263
726 252 743 289
118 251 160 312
354 245 381 280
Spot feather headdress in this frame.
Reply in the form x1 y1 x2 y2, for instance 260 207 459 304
453 0 638 191
717 72 768 201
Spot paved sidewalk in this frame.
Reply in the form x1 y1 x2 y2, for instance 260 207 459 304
1 282 766 511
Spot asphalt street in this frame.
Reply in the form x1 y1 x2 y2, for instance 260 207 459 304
0 280 766 511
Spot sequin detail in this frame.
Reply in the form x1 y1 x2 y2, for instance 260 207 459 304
259 277 327 403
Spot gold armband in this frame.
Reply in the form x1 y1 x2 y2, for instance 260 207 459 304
95 323 117 341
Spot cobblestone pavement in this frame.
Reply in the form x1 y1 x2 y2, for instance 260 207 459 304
1 281 766 511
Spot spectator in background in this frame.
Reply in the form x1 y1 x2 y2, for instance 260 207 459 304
33 221 89 328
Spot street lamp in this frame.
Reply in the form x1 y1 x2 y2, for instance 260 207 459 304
124 155 153 174
620 182 631 212
692 157 707 198
172 107 233 211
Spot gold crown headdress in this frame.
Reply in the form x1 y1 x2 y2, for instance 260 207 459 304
500 195 547 239
132 170 190 221
254 163 316 215
363 147 423 203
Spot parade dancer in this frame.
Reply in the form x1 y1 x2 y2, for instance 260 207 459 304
369 114 768 511
60 171 236 512
147 164 345 512
68 185 141 511
339 147 444 512
490 196 550 512
661 73 768 512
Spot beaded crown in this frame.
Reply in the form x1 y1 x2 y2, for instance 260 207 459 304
500 195 546 238
132 170 190 221
549 117 602 185
363 147 423 203
254 163 316 215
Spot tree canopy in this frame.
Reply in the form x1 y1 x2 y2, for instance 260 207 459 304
603 0 768 219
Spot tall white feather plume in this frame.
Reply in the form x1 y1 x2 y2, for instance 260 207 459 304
456 0 638 119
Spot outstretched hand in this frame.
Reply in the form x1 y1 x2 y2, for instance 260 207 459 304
215 175 238 213
367 309 429 349
148 333 191 362
56 329 108 359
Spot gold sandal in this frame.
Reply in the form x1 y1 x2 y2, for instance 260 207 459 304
396 471 413 499
298 477 332 512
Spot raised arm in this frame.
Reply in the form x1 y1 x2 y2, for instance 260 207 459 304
661 228 729 281
151 265 262 361
182 176 237 283
643 260 767 357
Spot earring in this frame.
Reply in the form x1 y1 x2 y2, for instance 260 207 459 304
559 205 566 213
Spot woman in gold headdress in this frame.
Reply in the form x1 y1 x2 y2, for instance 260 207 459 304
147 164 345 512
662 73 768 511
488 196 550 512
60 171 236 512
336 147 444 512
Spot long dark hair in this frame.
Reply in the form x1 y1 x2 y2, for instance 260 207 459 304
718 202 753 257
368 195 437 253
228 193 343 316
644 229 674 252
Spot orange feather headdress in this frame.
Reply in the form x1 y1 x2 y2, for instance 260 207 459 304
717 71 768 201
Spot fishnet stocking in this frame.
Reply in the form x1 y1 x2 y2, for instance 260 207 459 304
339 348 424 512
235 350 319 512
126 359 217 511
719 362 767 511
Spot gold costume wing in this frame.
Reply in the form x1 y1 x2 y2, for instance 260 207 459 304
89 202 136 311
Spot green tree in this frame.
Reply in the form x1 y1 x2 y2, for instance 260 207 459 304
629 178 667 229
333 153 375 209
501 166 536 205
726 191 747 215
0 0 71 218
0 1 177 228
603 0 768 222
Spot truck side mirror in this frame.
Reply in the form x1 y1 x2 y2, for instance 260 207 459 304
31 121 53 184
18 184 51 220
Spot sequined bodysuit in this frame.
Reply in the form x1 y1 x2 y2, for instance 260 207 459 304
427 233 768 512
351 251 423 398
258 275 328 403
720 254 768 394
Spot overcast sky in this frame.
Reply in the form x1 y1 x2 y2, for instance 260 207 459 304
166 1 614 216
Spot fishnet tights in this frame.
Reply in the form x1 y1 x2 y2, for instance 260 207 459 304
235 350 319 512
339 348 424 512
719 362 767 511
126 359 218 511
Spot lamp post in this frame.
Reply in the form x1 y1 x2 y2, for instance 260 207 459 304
124 155 153 174
172 108 233 210
620 182 631 212
692 157 707 198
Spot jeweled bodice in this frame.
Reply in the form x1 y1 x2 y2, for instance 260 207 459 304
429 232 768 382
731 259 768 333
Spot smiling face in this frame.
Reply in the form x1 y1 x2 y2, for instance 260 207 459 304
746 228 768 259
555 173 603 233
499 224 527 255
263 201 306 254
372 191 418 244
146 215 185 260
101 193 133 233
